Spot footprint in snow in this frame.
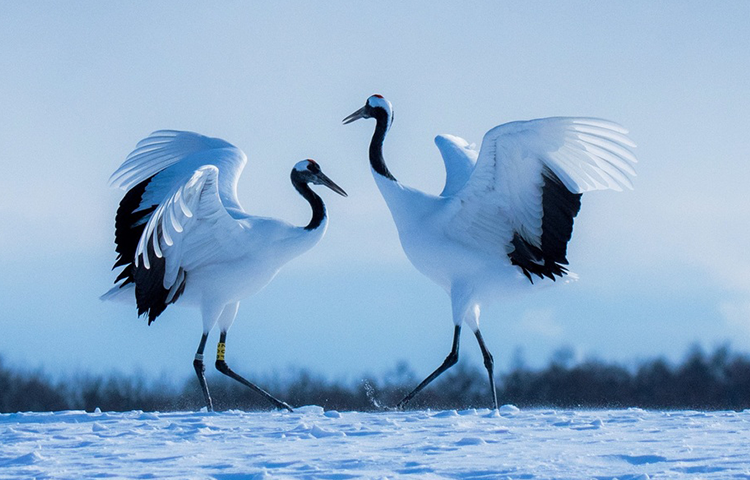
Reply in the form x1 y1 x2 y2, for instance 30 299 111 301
456 437 487 446
609 454 668 465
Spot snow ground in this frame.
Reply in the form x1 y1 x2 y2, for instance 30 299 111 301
1 406 748 479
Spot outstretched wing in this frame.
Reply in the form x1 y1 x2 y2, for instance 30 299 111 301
434 134 479 197
108 130 247 293
447 117 637 282
110 130 246 196
134 165 247 323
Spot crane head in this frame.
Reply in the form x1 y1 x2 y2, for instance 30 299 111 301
292 160 348 197
343 94 393 130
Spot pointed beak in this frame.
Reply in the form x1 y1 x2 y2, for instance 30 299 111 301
342 106 367 125
316 172 348 197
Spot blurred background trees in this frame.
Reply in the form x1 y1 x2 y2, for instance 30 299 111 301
2 345 749 413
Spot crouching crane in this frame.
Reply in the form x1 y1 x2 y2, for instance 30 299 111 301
102 130 347 411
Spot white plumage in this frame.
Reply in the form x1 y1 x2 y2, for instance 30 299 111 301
344 95 637 409
434 134 478 197
103 130 346 411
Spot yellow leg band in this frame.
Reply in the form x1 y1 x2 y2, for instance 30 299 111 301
217 342 226 362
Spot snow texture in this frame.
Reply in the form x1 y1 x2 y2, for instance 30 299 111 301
1 407 749 479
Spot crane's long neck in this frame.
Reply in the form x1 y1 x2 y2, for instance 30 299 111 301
292 179 326 231
370 110 396 182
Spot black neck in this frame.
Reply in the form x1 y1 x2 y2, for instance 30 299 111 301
369 109 396 181
292 175 326 231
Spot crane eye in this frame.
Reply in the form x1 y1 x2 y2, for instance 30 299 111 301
306 160 320 173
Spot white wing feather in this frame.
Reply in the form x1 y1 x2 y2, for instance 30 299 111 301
110 130 247 212
136 166 246 292
434 134 479 197
447 117 637 254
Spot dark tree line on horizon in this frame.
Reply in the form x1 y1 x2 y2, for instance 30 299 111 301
1 345 749 413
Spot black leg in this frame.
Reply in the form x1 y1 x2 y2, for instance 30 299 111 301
474 329 498 410
397 325 461 409
193 332 213 412
214 332 293 412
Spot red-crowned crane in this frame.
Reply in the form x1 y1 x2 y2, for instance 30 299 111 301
102 130 347 412
344 95 636 409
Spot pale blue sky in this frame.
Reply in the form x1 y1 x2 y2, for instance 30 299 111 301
1 2 749 383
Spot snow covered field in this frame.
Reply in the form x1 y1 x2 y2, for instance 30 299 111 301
1 406 748 479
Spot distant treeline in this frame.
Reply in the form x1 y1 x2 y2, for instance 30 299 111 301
2 345 749 413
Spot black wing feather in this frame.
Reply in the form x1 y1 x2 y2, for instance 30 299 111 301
110 175 185 324
112 177 156 285
133 235 186 325
508 167 582 283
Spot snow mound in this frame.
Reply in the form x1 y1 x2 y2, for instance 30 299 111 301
499 404 521 414
293 405 325 415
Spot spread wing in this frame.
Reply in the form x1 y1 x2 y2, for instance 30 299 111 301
447 117 637 282
434 134 479 197
107 130 247 318
133 165 247 322
109 130 246 198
